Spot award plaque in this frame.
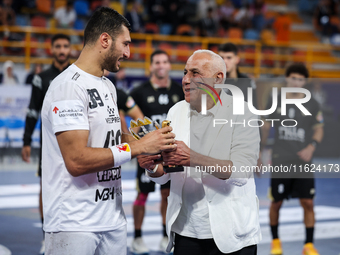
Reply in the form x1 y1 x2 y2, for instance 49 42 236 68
129 118 184 173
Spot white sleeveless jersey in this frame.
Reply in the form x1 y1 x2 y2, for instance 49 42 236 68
41 64 125 232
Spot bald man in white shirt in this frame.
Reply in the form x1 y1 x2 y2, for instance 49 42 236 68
138 50 261 255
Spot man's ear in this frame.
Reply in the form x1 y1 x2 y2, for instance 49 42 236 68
99 33 111 49
235 55 240 65
215 71 224 84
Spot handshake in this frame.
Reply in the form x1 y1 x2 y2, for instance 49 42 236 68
129 117 186 174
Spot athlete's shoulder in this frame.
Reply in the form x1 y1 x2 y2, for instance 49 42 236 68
130 80 151 94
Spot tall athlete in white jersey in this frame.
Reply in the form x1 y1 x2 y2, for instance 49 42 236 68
41 7 176 255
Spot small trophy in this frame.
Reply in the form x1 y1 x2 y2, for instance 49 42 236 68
161 120 184 173
129 118 184 173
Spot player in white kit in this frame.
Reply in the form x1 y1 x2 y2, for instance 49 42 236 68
41 7 176 255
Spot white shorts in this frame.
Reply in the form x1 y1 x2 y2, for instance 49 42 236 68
45 224 127 255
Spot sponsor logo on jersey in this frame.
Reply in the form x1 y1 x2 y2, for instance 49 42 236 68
172 94 180 103
104 94 109 100
57 108 84 118
158 94 169 105
107 105 115 115
147 95 155 103
53 106 59 114
72 72 80 81
106 105 120 124
278 126 305 142
97 167 121 182
95 187 115 202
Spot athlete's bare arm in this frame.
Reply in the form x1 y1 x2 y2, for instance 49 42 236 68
297 125 324 162
56 127 176 177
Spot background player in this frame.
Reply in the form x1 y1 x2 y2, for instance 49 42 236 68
261 63 324 255
21 33 71 255
218 42 257 107
129 49 184 253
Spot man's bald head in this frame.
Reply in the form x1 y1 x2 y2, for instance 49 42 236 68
189 50 226 81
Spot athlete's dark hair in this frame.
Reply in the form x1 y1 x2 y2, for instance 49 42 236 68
285 63 309 78
218 42 238 55
150 49 170 63
84 7 131 46
51 34 70 46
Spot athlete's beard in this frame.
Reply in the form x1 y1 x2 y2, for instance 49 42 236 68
102 44 120 73
54 53 70 66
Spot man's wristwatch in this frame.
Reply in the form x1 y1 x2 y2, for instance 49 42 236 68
146 164 159 174
310 140 319 148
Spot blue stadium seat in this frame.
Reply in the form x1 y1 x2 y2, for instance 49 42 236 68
74 0 89 16
73 18 86 30
244 29 260 40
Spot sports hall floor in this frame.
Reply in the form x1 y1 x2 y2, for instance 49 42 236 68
1 157 340 255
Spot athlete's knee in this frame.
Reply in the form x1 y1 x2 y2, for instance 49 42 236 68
134 192 148 206
300 199 314 211
271 200 283 211
160 188 169 199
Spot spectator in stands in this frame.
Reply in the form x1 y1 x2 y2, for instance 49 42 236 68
54 0 77 28
218 0 235 31
273 6 292 43
314 0 339 42
125 1 144 33
25 63 43 85
0 60 19 85
251 0 266 32
147 0 166 23
234 3 253 30
0 0 15 26
162 0 181 35
197 0 217 20
198 7 218 37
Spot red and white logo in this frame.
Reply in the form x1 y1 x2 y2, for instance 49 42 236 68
53 106 59 114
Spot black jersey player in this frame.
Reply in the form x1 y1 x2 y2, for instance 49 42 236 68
21 34 71 255
129 50 184 253
261 64 324 255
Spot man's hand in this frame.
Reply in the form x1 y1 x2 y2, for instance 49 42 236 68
137 154 165 177
132 126 176 156
137 154 161 170
297 144 315 162
21 146 31 163
162 140 190 166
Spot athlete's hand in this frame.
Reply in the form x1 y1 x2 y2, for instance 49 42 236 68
135 126 176 155
162 141 190 166
297 144 315 162
137 154 161 170
21 146 31 163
